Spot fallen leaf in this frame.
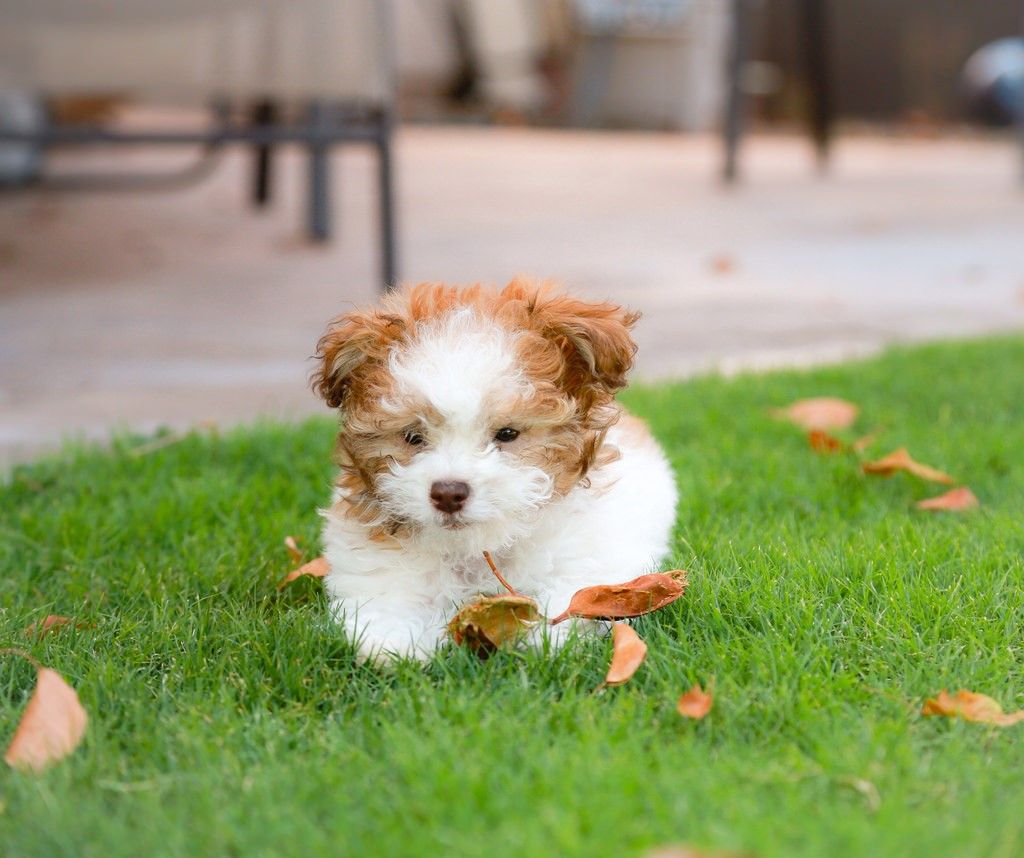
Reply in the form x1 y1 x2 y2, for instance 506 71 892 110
277 556 330 589
862 447 955 484
851 430 881 453
771 397 858 431
708 253 736 275
447 595 541 657
677 684 713 720
550 570 688 625
603 623 648 687
808 429 843 453
915 486 979 512
283 535 304 564
4 659 88 771
23 615 74 638
922 689 1024 726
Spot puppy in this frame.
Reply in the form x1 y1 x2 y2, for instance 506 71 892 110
312 279 678 661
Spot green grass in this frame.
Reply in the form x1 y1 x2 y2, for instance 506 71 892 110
2 336 1023 857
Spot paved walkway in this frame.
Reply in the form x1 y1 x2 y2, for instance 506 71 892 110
2 127 1023 465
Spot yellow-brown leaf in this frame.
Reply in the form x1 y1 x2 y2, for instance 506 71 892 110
676 684 713 720
771 397 859 431
921 688 1024 728
808 429 843 453
283 535 304 564
915 486 979 512
23 615 75 638
448 595 541 658
921 689 1024 727
550 570 688 625
4 667 88 771
277 556 330 589
604 623 648 687
862 447 955 484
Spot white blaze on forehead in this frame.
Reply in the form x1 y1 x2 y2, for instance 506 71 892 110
388 308 524 422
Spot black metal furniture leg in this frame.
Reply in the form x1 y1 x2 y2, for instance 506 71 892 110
723 0 752 183
307 101 330 242
799 0 832 170
377 114 397 291
251 99 276 207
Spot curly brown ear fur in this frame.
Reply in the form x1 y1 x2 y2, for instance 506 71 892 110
312 310 406 409
521 286 640 411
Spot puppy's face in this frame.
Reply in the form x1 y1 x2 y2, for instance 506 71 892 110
313 280 638 552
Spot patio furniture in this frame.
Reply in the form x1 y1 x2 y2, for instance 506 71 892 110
723 0 830 182
0 0 398 288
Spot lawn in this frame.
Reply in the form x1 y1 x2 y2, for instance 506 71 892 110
2 336 1023 857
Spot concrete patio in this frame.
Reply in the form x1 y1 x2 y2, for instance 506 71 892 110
2 126 1023 466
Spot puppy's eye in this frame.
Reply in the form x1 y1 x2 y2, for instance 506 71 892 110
404 430 426 446
494 427 519 443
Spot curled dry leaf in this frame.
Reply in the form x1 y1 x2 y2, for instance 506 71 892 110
771 397 859 431
808 429 843 453
23 615 75 638
604 623 648 687
676 684 713 720
447 595 541 657
851 430 881 453
708 253 736 276
283 535 304 565
277 556 330 589
915 486 979 512
550 570 688 625
862 447 955 484
922 689 1024 727
4 663 88 771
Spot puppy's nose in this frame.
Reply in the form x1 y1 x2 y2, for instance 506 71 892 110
430 480 471 514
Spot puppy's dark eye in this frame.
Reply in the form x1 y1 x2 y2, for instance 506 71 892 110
494 427 519 443
404 430 426 446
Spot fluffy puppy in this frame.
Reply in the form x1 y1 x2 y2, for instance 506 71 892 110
312 279 678 661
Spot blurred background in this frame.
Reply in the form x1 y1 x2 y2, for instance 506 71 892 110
1 0 1023 466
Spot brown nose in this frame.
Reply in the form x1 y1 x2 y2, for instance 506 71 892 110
430 480 471 514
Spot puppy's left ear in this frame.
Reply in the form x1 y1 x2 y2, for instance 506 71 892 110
532 294 640 404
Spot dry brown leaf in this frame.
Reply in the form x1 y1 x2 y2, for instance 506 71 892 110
604 623 648 687
677 684 713 720
851 430 881 453
4 661 88 771
808 429 843 453
921 689 1024 726
550 570 688 625
277 556 330 589
708 254 736 276
23 615 75 638
283 535 304 565
771 397 859 431
862 447 955 484
447 595 541 657
915 486 979 512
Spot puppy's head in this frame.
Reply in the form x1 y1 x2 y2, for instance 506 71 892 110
312 279 638 552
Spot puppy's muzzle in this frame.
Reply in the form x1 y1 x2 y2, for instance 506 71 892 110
430 480 470 514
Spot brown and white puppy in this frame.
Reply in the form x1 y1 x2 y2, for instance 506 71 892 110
313 279 677 661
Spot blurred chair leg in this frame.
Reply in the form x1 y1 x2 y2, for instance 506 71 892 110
251 99 276 207
723 0 753 183
307 101 330 243
1019 1 1024 180
799 0 832 171
569 34 616 128
377 112 398 291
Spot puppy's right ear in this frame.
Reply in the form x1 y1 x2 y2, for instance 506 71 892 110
312 311 405 409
